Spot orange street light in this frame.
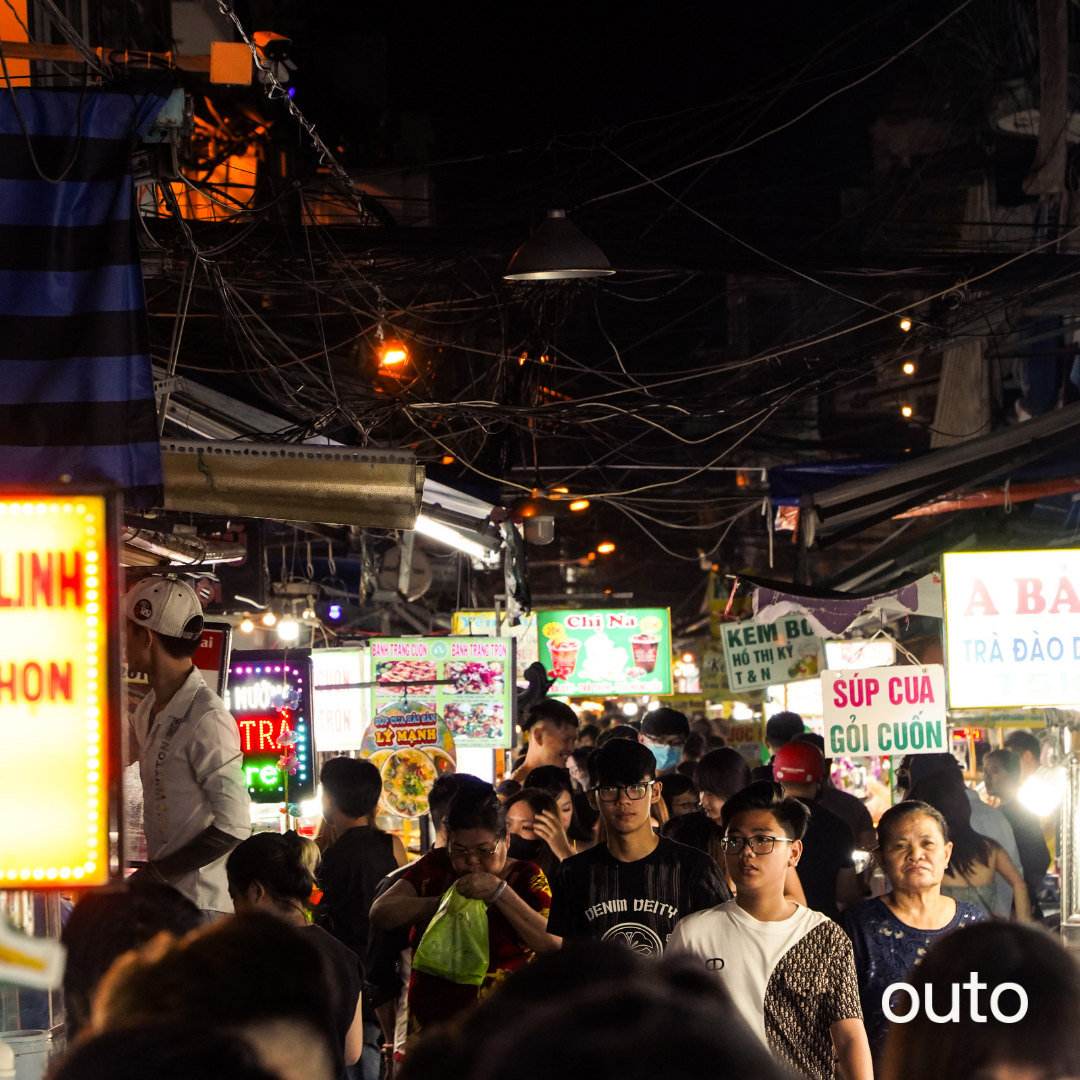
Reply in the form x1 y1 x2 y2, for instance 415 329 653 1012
377 337 408 366
569 499 590 512
902 362 915 375
899 318 912 332
901 405 913 418
597 541 616 554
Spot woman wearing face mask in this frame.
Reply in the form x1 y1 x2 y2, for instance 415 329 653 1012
838 801 987 1069
504 789 563 879
369 783 558 1035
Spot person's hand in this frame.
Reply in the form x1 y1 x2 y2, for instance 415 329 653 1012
126 863 167 885
455 871 504 902
533 810 575 861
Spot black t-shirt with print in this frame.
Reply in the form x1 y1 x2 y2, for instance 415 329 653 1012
547 835 731 955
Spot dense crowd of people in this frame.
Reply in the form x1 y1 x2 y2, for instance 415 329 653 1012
38 583 1080 1080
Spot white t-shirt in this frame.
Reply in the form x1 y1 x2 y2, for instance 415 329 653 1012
668 899 862 1080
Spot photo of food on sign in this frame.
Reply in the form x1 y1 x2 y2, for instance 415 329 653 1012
373 659 438 696
443 701 505 742
444 660 504 695
359 697 456 818
539 609 672 695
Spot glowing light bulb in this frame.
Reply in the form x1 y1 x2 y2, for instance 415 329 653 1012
240 618 254 633
277 618 299 642
903 362 915 375
901 405 913 418
899 318 912 332
569 499 590 512
596 541 616 554
261 611 277 627
377 338 408 366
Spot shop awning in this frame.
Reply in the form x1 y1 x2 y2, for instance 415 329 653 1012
742 572 943 637
802 400 1080 548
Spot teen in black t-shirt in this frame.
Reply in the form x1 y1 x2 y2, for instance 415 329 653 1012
547 739 730 954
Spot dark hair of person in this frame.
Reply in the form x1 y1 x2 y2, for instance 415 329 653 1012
659 773 695 816
444 782 507 840
792 730 826 757
524 765 592 842
319 756 383 820
226 830 316 908
682 732 705 761
595 724 639 747
522 698 578 733
94 912 336 1057
569 746 594 772
430 773 492 831
882 923 1080 1080
504 786 561 819
156 632 203 660
696 747 752 801
61 882 203 1042
984 747 1022 784
676 760 698 781
46 1024 282 1080
588 738 656 789
706 734 727 750
875 800 949 851
662 810 723 864
641 707 689 739
765 710 805 745
1003 729 1042 761
719 780 810 840
907 771 993 878
399 942 787 1080
578 723 600 744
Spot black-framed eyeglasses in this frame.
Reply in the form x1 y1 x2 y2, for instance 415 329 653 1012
719 835 796 855
594 781 654 803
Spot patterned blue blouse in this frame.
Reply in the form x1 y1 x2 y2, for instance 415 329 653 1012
838 896 987 1064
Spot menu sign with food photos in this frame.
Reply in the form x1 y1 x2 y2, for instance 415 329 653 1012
537 608 672 696
368 636 516 750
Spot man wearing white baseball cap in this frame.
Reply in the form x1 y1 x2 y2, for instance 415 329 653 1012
124 575 250 919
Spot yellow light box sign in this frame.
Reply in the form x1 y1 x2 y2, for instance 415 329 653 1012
943 548 1080 708
0 494 113 886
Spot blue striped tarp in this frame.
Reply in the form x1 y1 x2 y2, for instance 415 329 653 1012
0 87 169 505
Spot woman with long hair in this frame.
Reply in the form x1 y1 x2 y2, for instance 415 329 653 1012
908 771 1030 920
504 787 563 880
525 764 597 851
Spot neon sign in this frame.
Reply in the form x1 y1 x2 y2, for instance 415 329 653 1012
227 651 314 804
0 493 117 887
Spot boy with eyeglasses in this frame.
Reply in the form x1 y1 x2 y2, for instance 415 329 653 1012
546 739 730 956
667 781 871 1080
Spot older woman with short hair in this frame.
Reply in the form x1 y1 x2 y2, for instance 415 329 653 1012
838 801 987 1068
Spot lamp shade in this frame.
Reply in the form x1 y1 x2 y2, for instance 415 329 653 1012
504 209 615 281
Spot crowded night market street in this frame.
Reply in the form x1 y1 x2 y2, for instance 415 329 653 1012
4 1 1080 1078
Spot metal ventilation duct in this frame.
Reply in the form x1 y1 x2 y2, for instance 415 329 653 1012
161 439 424 529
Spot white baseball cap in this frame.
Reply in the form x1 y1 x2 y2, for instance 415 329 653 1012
123 577 205 641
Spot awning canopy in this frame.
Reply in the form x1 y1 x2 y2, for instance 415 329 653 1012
801 400 1080 548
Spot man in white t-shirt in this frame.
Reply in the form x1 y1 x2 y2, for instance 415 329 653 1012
667 780 871 1080
124 577 250 919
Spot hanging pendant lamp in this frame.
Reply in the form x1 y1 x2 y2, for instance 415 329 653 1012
504 209 615 281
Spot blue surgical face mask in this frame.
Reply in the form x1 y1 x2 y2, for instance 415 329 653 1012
647 741 681 772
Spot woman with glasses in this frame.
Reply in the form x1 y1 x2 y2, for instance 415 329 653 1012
668 781 872 1080
369 782 558 1037
838 801 987 1071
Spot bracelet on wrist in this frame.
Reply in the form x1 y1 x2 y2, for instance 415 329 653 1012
488 880 508 905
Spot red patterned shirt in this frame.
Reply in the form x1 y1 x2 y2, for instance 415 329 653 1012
402 848 551 1032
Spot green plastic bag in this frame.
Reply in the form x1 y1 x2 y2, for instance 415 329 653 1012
412 885 490 986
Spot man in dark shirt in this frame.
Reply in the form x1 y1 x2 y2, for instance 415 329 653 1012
983 748 1050 917
752 711 806 782
316 757 405 960
793 733 876 854
547 739 730 955
772 741 860 919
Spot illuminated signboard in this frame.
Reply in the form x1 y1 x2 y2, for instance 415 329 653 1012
370 636 515 748
721 615 824 691
312 648 370 752
0 492 117 887
226 650 314 804
537 608 672 697
943 550 1080 708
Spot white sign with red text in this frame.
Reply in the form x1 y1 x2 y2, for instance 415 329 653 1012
822 664 947 757
943 549 1080 708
